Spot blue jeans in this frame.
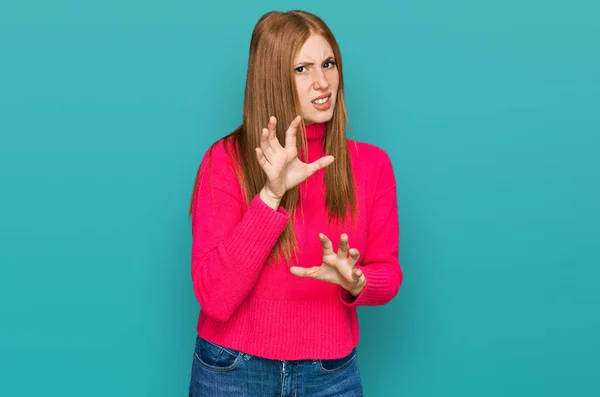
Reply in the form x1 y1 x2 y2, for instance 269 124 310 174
189 336 363 396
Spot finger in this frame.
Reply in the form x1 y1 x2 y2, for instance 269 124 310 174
260 128 274 162
337 233 350 260
319 233 335 256
284 115 301 150
267 116 277 141
306 155 335 177
352 266 363 281
267 116 284 151
290 266 321 278
255 148 271 172
348 248 360 267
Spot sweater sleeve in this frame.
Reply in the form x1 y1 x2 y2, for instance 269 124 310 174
191 141 290 321
339 149 403 307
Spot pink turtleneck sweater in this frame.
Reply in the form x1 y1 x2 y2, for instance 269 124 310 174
191 122 402 360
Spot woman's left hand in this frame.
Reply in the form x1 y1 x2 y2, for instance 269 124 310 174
290 233 366 297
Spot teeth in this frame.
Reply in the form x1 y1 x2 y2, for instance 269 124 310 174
312 96 329 104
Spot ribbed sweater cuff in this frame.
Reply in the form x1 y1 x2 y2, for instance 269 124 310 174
338 265 393 307
223 194 290 272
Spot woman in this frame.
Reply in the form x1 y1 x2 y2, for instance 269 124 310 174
188 9 402 396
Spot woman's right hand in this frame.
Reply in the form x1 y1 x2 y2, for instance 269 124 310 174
255 115 334 207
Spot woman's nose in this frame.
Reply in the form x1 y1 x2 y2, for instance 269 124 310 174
312 69 330 90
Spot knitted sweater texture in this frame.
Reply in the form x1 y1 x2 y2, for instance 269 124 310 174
191 122 402 360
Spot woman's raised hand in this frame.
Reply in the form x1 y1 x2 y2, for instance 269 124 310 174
255 115 334 205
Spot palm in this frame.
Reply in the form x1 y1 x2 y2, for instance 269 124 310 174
315 249 354 290
282 158 318 192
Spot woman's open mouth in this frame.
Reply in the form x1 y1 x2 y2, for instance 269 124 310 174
311 94 332 111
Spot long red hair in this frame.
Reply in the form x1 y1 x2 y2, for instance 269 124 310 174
189 10 357 263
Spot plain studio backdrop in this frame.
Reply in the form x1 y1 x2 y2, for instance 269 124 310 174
0 1 598 396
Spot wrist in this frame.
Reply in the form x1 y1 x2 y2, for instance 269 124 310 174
260 187 282 210
348 274 366 297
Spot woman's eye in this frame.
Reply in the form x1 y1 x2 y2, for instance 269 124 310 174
295 61 335 74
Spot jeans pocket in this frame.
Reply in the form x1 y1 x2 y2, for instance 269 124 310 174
317 348 357 374
193 336 242 372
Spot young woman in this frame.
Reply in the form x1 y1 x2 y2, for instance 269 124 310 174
188 9 402 396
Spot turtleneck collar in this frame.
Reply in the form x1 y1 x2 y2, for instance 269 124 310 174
304 122 326 142
300 122 327 164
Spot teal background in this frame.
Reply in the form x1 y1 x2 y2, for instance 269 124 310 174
1 0 598 396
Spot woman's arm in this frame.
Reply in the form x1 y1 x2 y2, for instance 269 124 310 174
191 143 289 322
339 151 403 307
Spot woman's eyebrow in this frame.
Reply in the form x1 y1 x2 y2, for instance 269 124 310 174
294 56 335 67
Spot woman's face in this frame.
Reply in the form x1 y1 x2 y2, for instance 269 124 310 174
293 34 339 125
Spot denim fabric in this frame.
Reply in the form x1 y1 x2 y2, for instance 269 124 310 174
189 336 363 397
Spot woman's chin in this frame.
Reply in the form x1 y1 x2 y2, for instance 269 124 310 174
304 109 334 124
